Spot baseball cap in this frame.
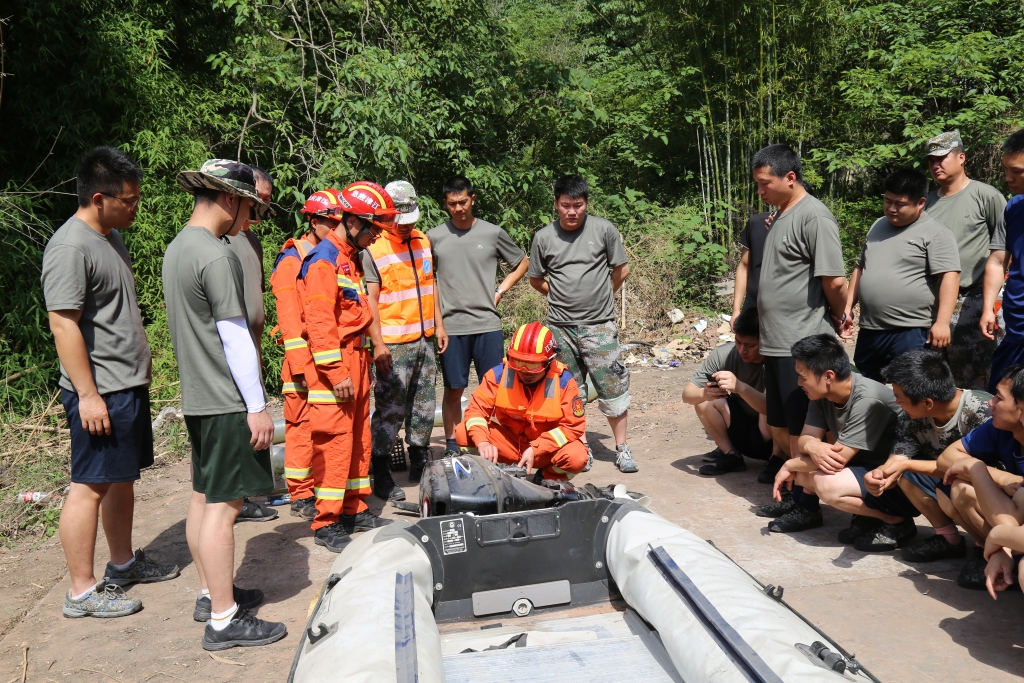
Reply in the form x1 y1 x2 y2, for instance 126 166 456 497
384 180 420 225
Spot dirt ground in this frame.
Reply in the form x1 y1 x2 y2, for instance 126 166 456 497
1 365 1022 682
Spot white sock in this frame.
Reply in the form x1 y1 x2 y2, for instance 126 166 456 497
201 588 210 596
111 556 136 571
209 603 238 631
71 583 98 601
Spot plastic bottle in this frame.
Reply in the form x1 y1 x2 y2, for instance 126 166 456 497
17 492 52 503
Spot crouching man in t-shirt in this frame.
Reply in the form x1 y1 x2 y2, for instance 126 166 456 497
682 307 775 478
770 334 915 544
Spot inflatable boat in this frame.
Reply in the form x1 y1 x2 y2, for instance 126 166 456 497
287 455 882 682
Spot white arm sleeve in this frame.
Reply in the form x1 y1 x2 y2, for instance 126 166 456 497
215 316 266 413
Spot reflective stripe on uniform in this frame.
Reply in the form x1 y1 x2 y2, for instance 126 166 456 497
314 487 346 500
282 382 308 394
548 427 568 447
346 477 371 490
313 348 342 364
381 319 435 337
372 249 432 269
336 275 365 294
307 390 341 404
284 337 308 351
466 417 489 430
551 465 575 479
378 284 435 304
285 467 312 479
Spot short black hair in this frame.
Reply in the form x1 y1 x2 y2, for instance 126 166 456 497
442 175 474 199
76 146 143 208
732 306 759 338
252 166 274 191
192 187 222 208
554 174 589 201
751 144 802 180
791 334 851 380
1000 363 1024 403
1003 130 1024 156
882 349 956 403
883 167 929 203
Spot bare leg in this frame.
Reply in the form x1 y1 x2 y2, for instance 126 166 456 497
813 469 903 523
898 478 954 530
442 388 465 442
949 482 992 543
938 489 985 544
59 482 110 595
770 426 792 458
186 491 208 590
693 399 735 453
758 414 772 442
608 410 628 445
199 499 243 613
100 482 136 565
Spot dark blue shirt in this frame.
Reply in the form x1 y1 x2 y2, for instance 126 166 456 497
960 418 1024 475
1001 194 1024 341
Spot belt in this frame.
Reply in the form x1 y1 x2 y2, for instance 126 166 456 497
342 334 371 350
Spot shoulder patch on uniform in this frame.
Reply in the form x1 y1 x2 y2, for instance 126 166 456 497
491 364 505 384
572 395 585 417
299 241 339 280
559 369 573 390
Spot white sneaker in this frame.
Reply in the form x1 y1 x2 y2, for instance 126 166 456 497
583 447 594 472
615 445 638 473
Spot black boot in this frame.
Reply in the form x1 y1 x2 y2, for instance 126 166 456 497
408 446 431 484
371 457 406 502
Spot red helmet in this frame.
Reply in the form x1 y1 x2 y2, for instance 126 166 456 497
338 181 399 229
506 322 558 372
300 188 344 217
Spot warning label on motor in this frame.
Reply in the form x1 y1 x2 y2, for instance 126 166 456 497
440 518 467 555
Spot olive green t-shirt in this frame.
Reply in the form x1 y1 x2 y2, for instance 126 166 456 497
757 195 846 356
804 374 899 469
688 343 764 417
856 211 961 330
925 180 1006 289
162 226 256 416
224 229 266 338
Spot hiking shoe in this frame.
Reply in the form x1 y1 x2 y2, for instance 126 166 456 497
201 609 287 650
313 522 352 553
237 497 278 523
755 491 794 518
701 447 726 463
854 517 917 552
408 446 430 484
837 515 883 544
699 450 746 476
957 548 988 590
104 548 180 587
767 506 824 533
371 458 407 502
340 510 394 533
194 586 265 622
757 456 785 484
901 534 968 562
290 496 317 520
583 447 594 472
615 445 638 473
444 447 461 459
63 580 142 619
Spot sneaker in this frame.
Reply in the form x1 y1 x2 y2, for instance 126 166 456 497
767 505 823 533
237 497 278 523
957 548 988 590
194 586 265 622
755 491 794 518
698 450 746 476
701 447 726 463
444 447 461 458
757 456 785 484
104 549 181 587
901 533 967 562
837 515 883 544
582 447 594 472
201 609 287 650
615 445 638 473
854 517 917 552
314 522 352 553
63 580 142 619
408 446 430 484
371 459 407 502
340 510 394 533
290 496 317 520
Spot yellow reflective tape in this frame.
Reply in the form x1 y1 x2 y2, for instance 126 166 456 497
337 275 357 287
535 326 549 354
549 427 568 447
307 390 341 404
513 325 526 350
284 338 308 351
466 417 489 429
313 348 342 364
346 477 371 490
314 487 346 500
285 468 312 479
281 382 308 394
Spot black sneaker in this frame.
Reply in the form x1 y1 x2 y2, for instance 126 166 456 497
201 609 287 650
701 447 725 463
371 459 407 502
103 549 181 587
854 517 917 552
901 534 967 562
757 456 785 484
837 515 883 544
340 510 394 533
314 522 352 553
957 548 988 590
698 451 746 476
237 498 278 523
755 491 795 518
767 506 824 533
290 496 317 520
408 446 430 484
194 586 265 622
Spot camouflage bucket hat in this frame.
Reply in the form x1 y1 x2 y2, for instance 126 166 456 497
384 180 419 225
176 159 273 217
926 130 964 157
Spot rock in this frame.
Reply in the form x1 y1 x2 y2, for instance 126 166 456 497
667 308 686 324
716 322 731 334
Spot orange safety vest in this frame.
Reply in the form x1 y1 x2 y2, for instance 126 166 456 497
366 229 435 343
494 360 567 422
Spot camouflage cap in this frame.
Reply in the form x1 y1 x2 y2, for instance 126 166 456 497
926 130 964 157
176 159 273 217
384 180 419 225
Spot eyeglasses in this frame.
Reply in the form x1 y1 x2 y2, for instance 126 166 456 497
100 193 142 210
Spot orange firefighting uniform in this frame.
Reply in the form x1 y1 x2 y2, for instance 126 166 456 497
270 234 317 501
456 360 588 480
298 229 374 529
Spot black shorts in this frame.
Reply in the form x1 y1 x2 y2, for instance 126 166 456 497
439 330 505 389
763 356 809 433
186 412 274 504
62 386 153 484
726 394 773 460
849 466 921 518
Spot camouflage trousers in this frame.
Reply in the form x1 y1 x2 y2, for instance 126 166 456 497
549 320 630 418
944 285 1004 391
371 337 437 458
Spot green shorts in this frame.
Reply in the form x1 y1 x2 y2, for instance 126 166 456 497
185 412 274 504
